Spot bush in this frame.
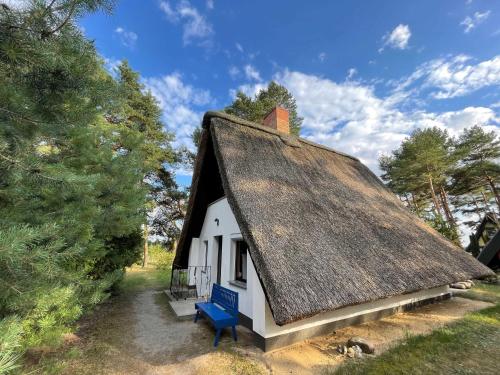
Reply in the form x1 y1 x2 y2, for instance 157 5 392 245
148 244 175 270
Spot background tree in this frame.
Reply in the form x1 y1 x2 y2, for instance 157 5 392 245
380 127 460 244
450 126 500 216
149 169 187 252
224 81 303 135
114 61 180 266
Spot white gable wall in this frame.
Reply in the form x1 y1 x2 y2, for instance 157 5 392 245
187 197 266 331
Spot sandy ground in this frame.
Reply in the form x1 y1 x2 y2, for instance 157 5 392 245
68 291 492 375
264 297 492 375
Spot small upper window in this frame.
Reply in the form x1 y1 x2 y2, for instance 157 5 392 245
234 240 248 283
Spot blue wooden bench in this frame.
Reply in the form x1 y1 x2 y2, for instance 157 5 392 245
194 284 239 347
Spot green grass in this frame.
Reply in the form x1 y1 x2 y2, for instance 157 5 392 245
117 246 174 294
330 282 500 375
117 264 171 294
460 282 500 304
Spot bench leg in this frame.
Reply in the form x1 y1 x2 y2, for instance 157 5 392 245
231 325 237 342
214 328 222 347
194 310 200 323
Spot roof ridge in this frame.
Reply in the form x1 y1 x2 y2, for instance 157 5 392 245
202 111 359 162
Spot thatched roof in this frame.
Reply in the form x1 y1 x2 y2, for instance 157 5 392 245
175 111 493 326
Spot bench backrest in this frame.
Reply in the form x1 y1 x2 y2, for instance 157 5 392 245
211 284 238 316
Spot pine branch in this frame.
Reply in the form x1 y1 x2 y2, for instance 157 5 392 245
0 152 65 183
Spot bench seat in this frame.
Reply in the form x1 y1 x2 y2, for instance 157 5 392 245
194 284 239 347
195 302 237 327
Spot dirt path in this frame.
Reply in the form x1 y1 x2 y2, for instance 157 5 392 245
63 287 265 375
52 283 492 375
132 291 195 360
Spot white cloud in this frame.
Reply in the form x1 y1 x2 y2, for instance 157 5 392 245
228 66 240 79
414 106 498 136
379 24 411 52
244 64 262 82
461 10 491 33
114 27 138 49
318 52 327 62
347 68 357 80
144 73 213 150
229 83 267 99
159 1 213 46
235 43 244 53
262 69 500 173
206 0 214 10
426 55 500 98
388 54 500 101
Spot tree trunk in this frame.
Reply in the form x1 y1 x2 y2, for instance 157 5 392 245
439 186 456 227
428 176 442 217
142 224 149 268
411 192 420 216
486 176 500 213
481 190 491 213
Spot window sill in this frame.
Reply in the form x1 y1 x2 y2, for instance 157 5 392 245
229 280 247 290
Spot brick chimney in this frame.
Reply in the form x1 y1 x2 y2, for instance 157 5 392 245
263 106 289 134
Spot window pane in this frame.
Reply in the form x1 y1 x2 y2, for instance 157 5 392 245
235 240 248 283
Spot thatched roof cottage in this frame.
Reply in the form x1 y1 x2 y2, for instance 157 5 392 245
174 108 492 350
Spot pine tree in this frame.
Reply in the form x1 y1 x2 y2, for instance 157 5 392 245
379 128 460 244
0 0 147 361
451 126 500 215
115 62 184 263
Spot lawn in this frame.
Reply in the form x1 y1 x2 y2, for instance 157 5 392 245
330 281 500 375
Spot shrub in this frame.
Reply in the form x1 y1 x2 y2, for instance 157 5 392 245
148 244 175 270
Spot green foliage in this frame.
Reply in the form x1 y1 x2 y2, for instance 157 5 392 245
380 125 500 244
450 125 500 219
116 61 176 174
0 317 23 374
425 214 460 246
380 127 460 243
115 62 185 252
148 243 175 270
224 81 303 135
0 1 171 368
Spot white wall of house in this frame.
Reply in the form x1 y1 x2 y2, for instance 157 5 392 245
187 197 265 323
187 197 450 341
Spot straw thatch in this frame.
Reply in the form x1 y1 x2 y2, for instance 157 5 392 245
175 111 493 326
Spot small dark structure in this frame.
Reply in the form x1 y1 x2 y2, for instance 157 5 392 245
477 231 500 270
469 213 500 270
466 213 499 257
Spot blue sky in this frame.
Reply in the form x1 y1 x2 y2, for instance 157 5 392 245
79 0 500 189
